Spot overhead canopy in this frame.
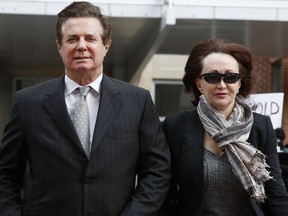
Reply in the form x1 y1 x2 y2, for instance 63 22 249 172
1 0 288 81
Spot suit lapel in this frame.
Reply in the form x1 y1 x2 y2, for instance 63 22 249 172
183 111 205 187
247 114 261 149
91 75 123 152
173 111 205 212
42 76 80 148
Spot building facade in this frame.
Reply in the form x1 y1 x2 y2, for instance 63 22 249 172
1 0 288 142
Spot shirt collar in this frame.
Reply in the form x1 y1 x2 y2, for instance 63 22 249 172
64 73 103 96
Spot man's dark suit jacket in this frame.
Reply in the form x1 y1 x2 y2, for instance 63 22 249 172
0 74 171 216
160 110 288 216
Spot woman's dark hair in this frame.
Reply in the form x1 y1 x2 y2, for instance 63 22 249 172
183 38 253 106
56 1 111 46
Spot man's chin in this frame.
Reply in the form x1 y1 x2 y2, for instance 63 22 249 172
73 65 92 72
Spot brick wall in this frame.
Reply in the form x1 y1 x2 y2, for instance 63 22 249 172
252 57 288 144
282 58 288 144
252 57 272 93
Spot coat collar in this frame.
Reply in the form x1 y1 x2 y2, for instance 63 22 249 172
42 76 81 148
41 75 124 157
90 74 123 153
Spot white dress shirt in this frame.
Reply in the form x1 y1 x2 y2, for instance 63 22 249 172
64 74 102 146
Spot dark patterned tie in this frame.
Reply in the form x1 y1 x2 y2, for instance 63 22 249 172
73 86 91 158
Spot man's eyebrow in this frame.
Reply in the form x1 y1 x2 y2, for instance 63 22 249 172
86 33 97 37
66 33 97 37
66 34 78 37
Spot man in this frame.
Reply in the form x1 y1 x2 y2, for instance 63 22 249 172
0 2 170 216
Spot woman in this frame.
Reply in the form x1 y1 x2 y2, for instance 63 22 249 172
160 38 288 215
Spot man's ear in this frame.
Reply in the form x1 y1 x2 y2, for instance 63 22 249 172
56 40 62 56
104 40 112 52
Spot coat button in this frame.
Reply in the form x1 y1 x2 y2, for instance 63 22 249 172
84 178 91 186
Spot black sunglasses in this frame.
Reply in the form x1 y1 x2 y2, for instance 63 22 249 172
200 73 241 84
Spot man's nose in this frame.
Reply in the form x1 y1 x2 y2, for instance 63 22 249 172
77 38 87 51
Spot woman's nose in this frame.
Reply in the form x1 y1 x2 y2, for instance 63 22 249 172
217 78 226 89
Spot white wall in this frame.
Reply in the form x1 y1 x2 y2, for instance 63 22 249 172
1 0 288 21
138 54 187 92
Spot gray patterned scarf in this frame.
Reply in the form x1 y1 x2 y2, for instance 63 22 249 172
197 95 273 202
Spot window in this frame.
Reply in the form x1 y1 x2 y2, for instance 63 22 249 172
13 77 52 95
272 59 282 92
153 80 194 121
